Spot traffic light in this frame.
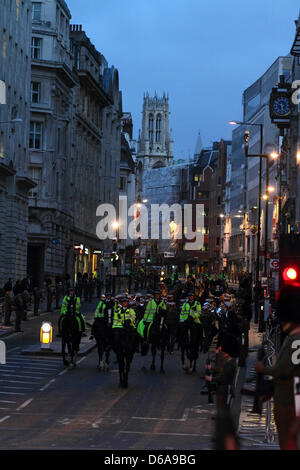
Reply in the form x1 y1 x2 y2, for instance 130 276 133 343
147 256 151 263
279 234 300 287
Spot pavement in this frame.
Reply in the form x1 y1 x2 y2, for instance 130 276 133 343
237 323 280 450
0 298 98 357
0 302 57 339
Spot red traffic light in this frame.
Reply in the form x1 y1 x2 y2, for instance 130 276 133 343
283 267 298 282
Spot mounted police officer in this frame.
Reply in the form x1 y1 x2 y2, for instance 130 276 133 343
58 286 85 366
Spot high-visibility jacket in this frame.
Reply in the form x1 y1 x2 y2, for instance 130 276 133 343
143 299 158 323
112 307 136 329
189 301 202 324
112 306 124 329
158 300 167 315
94 300 106 318
60 295 81 315
180 302 191 322
124 307 136 327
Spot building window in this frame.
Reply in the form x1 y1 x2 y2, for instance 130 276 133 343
156 115 161 142
2 30 7 59
31 37 42 59
217 216 221 226
119 176 126 191
29 167 41 197
197 190 209 199
149 114 154 142
217 195 221 205
32 2 42 22
31 82 41 103
29 122 43 149
216 237 220 246
217 175 221 185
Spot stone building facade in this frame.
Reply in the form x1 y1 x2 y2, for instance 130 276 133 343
0 0 35 287
27 1 122 287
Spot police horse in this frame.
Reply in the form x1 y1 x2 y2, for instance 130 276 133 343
112 321 139 388
177 316 203 373
90 318 112 371
90 310 113 371
59 311 84 368
140 312 169 374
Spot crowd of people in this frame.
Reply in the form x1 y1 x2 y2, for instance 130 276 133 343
58 270 252 412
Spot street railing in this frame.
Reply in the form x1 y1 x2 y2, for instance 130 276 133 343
262 314 281 444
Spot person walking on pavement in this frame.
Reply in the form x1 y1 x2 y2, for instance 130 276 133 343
83 273 89 302
75 272 83 299
4 282 14 326
21 283 31 320
255 284 300 450
13 286 25 332
55 276 63 309
88 274 94 303
33 286 43 316
46 278 53 312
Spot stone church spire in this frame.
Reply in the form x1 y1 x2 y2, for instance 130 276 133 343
137 92 174 170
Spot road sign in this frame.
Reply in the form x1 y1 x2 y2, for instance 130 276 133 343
164 252 175 258
270 259 279 271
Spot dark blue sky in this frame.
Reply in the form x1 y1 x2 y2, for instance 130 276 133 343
69 0 299 159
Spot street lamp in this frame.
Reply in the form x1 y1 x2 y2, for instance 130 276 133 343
243 127 278 332
229 120 263 325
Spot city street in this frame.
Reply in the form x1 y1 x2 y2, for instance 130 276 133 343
1 0 300 454
0 300 214 450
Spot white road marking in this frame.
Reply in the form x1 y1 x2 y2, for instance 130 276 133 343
0 374 42 380
40 378 56 392
1 386 33 390
0 416 10 423
0 400 16 404
0 391 25 395
4 363 58 370
16 399 33 411
0 379 39 385
120 431 210 437
132 408 190 422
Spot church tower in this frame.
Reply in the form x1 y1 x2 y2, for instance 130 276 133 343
137 92 174 170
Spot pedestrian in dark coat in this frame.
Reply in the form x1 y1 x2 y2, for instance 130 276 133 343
83 273 89 301
13 288 25 332
255 285 300 450
33 286 43 316
46 279 53 312
4 284 14 326
55 276 63 309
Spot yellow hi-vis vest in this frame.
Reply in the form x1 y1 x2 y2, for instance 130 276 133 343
189 301 202 324
180 302 191 322
94 300 106 318
143 299 158 323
